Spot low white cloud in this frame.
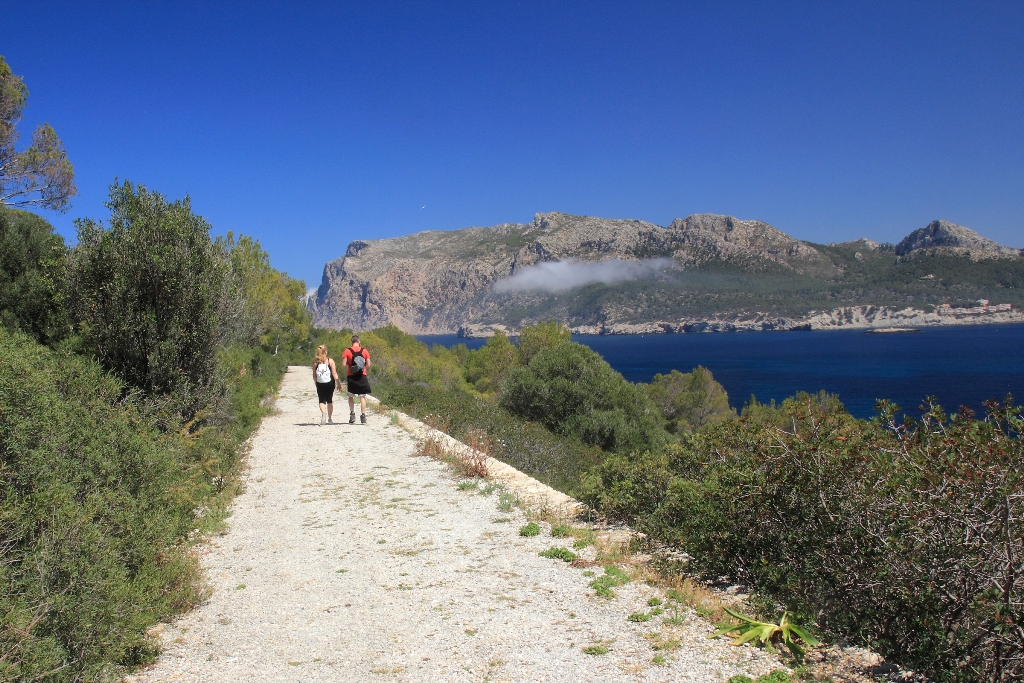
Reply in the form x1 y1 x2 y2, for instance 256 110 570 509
493 258 676 293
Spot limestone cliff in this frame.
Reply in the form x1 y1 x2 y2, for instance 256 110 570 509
311 213 1023 334
895 219 1023 257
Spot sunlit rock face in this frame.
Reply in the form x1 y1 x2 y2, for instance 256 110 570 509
309 212 1022 334
310 211 821 333
895 219 1022 257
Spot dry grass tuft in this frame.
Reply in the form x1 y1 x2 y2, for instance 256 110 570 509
459 428 490 478
414 433 448 460
631 564 728 623
414 432 489 479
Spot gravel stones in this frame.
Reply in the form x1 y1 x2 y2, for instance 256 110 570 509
127 367 782 682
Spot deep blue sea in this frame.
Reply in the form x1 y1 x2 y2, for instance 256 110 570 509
417 324 1024 419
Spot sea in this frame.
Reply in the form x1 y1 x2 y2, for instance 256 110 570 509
416 324 1024 420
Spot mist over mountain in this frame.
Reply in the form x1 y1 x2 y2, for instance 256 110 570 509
493 258 676 293
310 212 1024 335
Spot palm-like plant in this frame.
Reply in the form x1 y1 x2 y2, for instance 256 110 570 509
709 608 819 658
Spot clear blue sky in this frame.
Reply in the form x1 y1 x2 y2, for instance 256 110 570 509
4 1 1023 288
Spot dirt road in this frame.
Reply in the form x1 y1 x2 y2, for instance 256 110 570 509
128 366 779 682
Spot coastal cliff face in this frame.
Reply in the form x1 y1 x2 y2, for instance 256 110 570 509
895 219 1023 258
311 212 1024 334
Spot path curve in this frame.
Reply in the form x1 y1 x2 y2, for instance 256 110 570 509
128 367 780 682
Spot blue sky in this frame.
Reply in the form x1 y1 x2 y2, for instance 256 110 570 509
4 1 1023 288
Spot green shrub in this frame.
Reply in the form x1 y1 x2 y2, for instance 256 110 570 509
582 393 1024 682
756 673 792 683
519 522 540 537
516 319 571 364
463 331 517 393
0 330 197 679
499 341 667 454
589 564 631 598
217 232 310 354
539 547 578 562
645 366 735 433
360 327 604 494
0 207 68 343
550 524 571 537
0 329 284 681
70 181 228 420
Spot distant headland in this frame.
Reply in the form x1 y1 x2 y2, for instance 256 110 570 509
309 212 1024 335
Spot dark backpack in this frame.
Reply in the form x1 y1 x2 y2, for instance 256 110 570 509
347 348 367 378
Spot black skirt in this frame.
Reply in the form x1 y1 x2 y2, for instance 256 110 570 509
346 375 372 395
315 379 335 404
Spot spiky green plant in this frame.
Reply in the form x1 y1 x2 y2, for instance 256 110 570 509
710 609 819 658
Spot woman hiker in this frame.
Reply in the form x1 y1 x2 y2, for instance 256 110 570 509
312 344 340 425
342 334 372 424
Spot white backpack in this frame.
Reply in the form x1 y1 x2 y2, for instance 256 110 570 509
315 361 332 383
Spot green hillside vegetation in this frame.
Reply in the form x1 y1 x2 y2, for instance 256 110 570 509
0 208 68 343
581 395 1024 683
647 366 736 433
0 183 309 680
485 245 1024 327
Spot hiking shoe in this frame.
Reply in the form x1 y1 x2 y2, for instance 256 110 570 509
349 412 356 424
328 417 334 424
320 413 326 426
360 413 367 424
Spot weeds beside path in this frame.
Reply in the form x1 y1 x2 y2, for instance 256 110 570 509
127 367 782 682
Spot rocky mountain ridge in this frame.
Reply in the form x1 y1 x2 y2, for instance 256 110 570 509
310 212 1023 334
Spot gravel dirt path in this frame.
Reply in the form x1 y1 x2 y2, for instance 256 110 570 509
128 367 781 682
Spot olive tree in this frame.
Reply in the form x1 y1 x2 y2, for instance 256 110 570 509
70 181 227 419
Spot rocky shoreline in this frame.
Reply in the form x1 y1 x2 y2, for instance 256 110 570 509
457 304 1024 338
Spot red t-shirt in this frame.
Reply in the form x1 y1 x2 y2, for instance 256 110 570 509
342 346 370 376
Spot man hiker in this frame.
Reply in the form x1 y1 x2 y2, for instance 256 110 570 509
342 335 372 424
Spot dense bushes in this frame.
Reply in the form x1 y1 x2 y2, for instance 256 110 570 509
218 232 310 352
646 366 735 433
70 182 229 420
0 332 288 681
1 330 196 679
462 332 517 392
0 206 67 343
0 182 305 680
500 341 667 454
68 182 309 423
581 394 1024 682
379 378 605 494
516 318 571 364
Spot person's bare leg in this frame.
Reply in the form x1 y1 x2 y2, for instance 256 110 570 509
319 402 327 425
348 395 356 423
327 402 333 421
